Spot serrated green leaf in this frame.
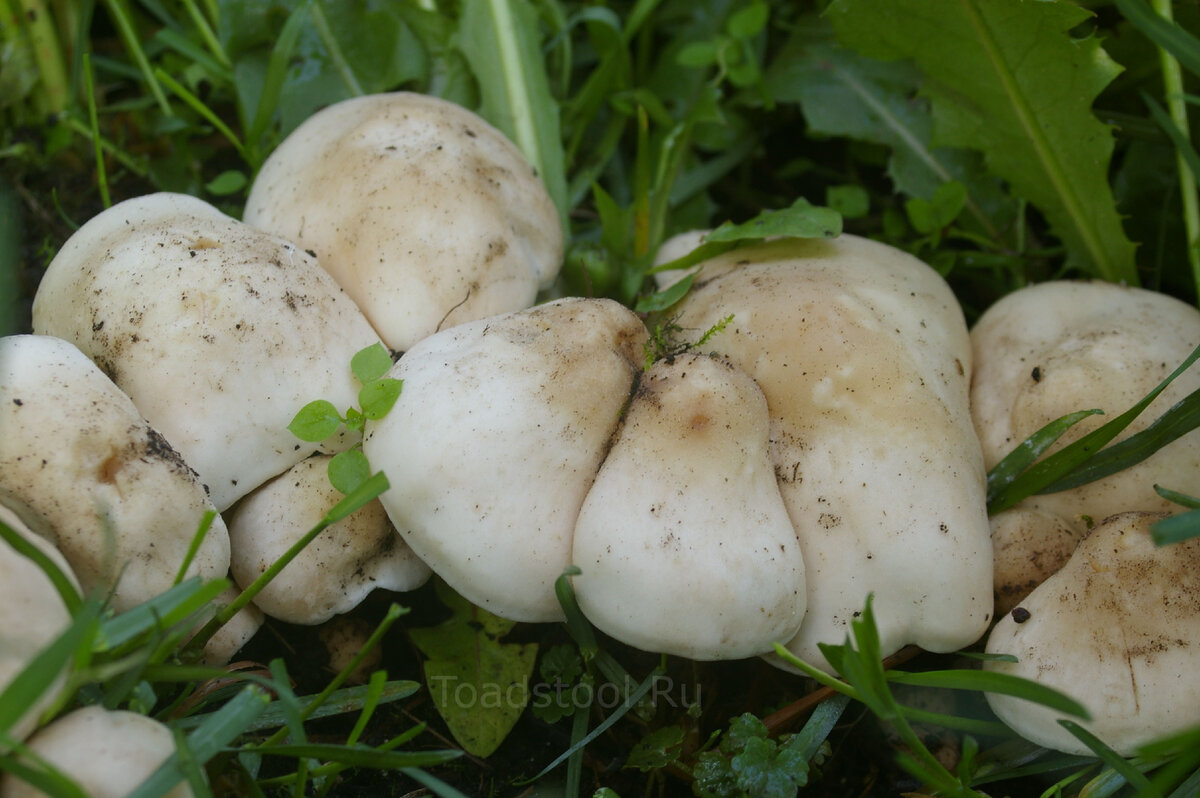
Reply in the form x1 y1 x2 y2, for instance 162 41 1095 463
359 378 403 420
408 581 537 757
706 197 842 243
350 343 395 384
827 0 1138 283
765 19 1014 241
328 449 371 496
288 399 343 442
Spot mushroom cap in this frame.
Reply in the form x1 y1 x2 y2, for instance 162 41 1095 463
0 334 230 612
31 192 381 510
227 454 431 625
572 352 807 660
971 280 1200 520
988 507 1085 617
970 280 1200 604
243 92 564 352
0 503 78 745
0 706 194 798
362 297 648 622
666 234 992 670
984 511 1200 755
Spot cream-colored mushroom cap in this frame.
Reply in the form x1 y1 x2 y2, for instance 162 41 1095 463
243 92 564 351
0 504 78 746
0 335 230 612
227 454 431 625
31 193 381 510
0 706 194 798
971 280 1200 606
363 298 648 622
984 511 1200 756
667 235 992 671
572 353 806 660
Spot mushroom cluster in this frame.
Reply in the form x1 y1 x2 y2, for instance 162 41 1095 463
361 234 995 666
1 91 566 775
969 280 1200 754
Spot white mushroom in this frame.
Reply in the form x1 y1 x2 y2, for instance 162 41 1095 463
362 297 648 622
0 335 230 612
572 352 807 660
662 234 993 670
31 193 381 510
243 91 564 352
970 280 1200 608
0 504 78 746
984 511 1200 755
0 706 193 798
227 454 430 625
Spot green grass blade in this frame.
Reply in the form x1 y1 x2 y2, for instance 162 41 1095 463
127 685 273 798
0 602 100 736
986 409 1102 505
459 0 568 229
154 68 246 159
100 0 171 115
1040 384 1200 494
0 518 82 614
98 577 229 653
1153 508 1200 545
886 670 1089 719
245 0 309 152
257 744 462 769
988 342 1200 514
1112 0 1200 78
1060 720 1162 798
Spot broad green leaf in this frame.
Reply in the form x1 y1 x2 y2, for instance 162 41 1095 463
705 197 842 243
625 725 686 771
765 20 1014 242
358 378 403 420
351 343 395 384
287 399 342 442
327 449 371 496
458 0 568 229
408 580 538 757
827 0 1138 283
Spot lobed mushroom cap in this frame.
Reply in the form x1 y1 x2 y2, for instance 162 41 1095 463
0 334 230 612
572 352 807 660
362 297 647 622
984 511 1200 756
0 504 78 746
0 706 194 798
31 192 381 510
227 454 431 625
665 234 993 670
970 280 1200 606
243 92 564 352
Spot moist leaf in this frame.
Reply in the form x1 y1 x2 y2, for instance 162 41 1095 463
764 20 1013 242
408 580 538 757
827 0 1138 283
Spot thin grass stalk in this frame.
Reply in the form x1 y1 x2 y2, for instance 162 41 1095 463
1151 0 1200 300
17 0 70 114
100 0 172 115
82 52 110 208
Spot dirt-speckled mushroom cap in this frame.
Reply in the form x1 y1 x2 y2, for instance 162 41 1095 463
31 193 383 510
984 511 1200 755
243 92 564 352
0 503 78 746
362 298 648 622
970 280 1200 604
666 235 993 671
0 706 194 798
572 353 807 660
227 454 431 625
0 335 230 612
